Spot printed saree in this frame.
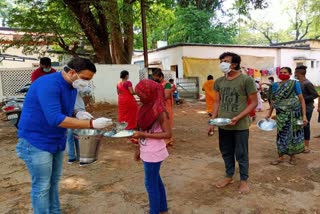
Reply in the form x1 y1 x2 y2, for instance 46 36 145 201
271 80 304 155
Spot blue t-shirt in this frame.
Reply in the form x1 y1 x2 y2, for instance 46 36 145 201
18 72 77 153
271 80 302 95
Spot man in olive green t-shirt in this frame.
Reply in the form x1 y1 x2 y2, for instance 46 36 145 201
209 52 258 194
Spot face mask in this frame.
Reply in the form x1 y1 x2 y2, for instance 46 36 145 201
78 86 92 96
219 62 231 74
43 68 51 73
278 73 290 81
72 78 90 90
153 79 161 83
72 72 90 90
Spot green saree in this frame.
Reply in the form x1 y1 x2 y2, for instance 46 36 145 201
271 80 304 155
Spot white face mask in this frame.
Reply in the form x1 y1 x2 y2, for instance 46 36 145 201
42 68 51 73
71 71 89 90
78 86 92 96
219 62 231 74
72 78 90 90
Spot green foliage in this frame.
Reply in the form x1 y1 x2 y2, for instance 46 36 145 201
4 0 85 56
3 0 270 60
134 4 237 50
169 6 236 44
307 0 320 38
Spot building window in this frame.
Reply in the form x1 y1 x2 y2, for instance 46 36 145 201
317 61 320 68
296 62 303 67
311 61 314 68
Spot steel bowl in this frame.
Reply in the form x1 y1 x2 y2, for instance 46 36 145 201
72 129 105 164
257 119 276 131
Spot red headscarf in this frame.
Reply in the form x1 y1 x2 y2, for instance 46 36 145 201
135 79 167 131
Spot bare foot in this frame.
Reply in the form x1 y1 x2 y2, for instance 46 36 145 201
238 180 250 194
215 178 234 188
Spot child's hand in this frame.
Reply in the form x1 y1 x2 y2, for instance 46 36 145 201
132 131 145 139
134 149 140 162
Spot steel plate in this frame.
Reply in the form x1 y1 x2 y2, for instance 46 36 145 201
257 119 276 131
104 130 134 138
208 118 232 126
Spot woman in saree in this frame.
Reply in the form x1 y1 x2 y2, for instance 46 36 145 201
266 67 307 165
117 70 139 130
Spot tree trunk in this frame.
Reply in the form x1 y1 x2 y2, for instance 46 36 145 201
105 0 133 64
123 0 134 64
63 0 112 64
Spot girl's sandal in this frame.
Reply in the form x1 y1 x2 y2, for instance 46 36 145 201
270 159 284 165
303 149 310 153
289 159 297 165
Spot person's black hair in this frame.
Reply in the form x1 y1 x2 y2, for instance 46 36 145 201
64 57 96 73
120 70 129 79
207 75 213 80
169 78 174 83
152 68 164 78
295 65 307 75
219 52 241 70
40 57 51 66
268 76 274 81
280 66 292 74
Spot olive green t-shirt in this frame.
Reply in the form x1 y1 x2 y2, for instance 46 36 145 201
214 73 257 130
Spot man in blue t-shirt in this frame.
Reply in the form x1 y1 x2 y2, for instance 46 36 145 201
16 57 112 214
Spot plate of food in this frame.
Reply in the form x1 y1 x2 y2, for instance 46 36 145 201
257 119 276 131
104 130 135 138
208 118 232 126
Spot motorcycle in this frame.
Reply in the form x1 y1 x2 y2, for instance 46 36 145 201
1 83 30 128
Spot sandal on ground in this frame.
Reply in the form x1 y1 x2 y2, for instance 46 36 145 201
215 179 234 188
289 159 297 165
303 149 310 153
270 159 284 165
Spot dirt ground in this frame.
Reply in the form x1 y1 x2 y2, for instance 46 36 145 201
0 100 320 214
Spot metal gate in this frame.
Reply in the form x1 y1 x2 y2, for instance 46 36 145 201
176 77 199 99
0 67 63 98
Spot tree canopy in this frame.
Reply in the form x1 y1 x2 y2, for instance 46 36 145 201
2 0 271 64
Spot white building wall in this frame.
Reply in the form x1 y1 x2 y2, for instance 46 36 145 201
0 64 141 103
133 45 279 78
132 45 320 85
93 64 140 104
279 49 320 85
0 47 60 68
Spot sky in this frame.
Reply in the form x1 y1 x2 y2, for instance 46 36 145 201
223 0 292 31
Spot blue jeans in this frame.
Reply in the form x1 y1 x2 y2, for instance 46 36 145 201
16 138 63 214
66 129 79 161
143 161 168 214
